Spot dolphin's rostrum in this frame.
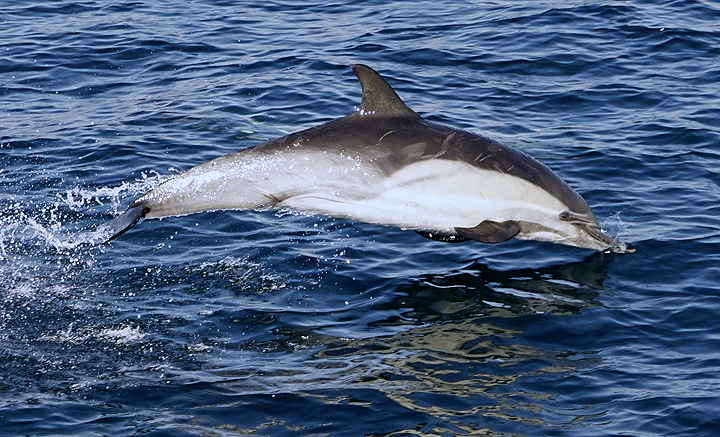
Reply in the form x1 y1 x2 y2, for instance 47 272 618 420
104 64 631 253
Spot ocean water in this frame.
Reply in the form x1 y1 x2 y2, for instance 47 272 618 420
2 0 720 435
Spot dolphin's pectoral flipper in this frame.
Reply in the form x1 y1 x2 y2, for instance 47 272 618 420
103 203 149 243
454 220 521 244
415 230 470 243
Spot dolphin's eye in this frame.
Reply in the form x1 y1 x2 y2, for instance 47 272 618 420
559 211 572 221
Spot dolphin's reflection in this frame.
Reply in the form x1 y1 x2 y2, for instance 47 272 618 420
369 251 611 325
308 252 614 433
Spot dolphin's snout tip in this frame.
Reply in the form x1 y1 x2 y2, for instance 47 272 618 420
600 232 634 254
609 240 635 254
585 226 633 254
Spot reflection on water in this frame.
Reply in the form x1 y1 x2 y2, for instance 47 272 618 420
209 253 614 435
374 252 610 324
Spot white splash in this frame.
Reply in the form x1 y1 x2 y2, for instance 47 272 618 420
40 324 145 346
98 325 146 345
0 171 168 258
61 170 168 215
602 211 633 242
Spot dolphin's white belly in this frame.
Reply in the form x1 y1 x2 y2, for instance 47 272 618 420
280 159 567 233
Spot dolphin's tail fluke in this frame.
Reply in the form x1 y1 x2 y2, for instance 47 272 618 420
102 202 149 243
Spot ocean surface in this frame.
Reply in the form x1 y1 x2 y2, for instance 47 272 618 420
2 1 720 435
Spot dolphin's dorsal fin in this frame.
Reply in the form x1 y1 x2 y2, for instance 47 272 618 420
352 64 420 118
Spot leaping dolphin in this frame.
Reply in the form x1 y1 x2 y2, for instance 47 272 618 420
103 64 631 253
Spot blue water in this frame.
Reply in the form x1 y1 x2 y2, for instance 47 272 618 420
2 0 720 435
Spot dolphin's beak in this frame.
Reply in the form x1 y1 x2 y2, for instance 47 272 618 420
582 225 634 254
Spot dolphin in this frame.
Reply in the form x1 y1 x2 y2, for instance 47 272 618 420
103 64 631 253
